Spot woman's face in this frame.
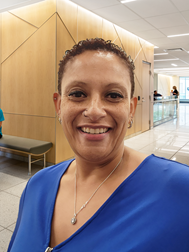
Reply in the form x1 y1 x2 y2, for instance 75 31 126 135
54 51 137 162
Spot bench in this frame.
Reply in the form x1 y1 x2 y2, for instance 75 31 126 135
0 135 52 175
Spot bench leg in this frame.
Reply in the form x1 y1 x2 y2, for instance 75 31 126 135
28 154 31 176
44 153 46 168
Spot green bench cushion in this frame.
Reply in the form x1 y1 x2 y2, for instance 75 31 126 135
0 135 52 155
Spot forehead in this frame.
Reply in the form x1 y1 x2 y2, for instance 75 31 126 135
65 50 129 74
61 51 131 94
61 51 132 95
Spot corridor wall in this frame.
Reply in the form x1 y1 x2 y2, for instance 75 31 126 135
0 0 154 164
158 74 171 96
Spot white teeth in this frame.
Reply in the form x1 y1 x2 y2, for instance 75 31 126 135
94 129 99 134
100 128 104 133
81 127 108 134
90 128 95 134
86 127 90 133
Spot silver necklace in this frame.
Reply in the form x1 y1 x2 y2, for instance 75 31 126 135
71 157 123 225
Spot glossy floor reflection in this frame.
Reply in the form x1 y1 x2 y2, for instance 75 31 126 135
124 103 189 165
0 103 189 252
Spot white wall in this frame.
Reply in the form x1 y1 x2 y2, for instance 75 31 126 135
158 74 171 96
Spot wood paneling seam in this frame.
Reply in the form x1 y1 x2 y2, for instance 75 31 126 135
1 13 56 64
113 25 124 50
134 42 145 63
134 73 142 90
57 13 76 44
9 11 39 28
3 112 55 118
138 37 147 62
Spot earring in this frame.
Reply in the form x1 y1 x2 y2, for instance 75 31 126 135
128 118 133 129
58 113 62 124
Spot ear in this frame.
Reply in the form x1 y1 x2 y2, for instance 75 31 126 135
53 92 61 115
129 97 137 118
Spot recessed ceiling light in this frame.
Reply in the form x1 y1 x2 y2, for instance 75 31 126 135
120 0 136 3
154 58 179 62
171 64 177 66
154 46 159 48
168 33 189 38
154 53 168 56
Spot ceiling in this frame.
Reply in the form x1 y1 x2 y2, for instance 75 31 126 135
0 0 44 13
1 0 189 76
70 0 189 77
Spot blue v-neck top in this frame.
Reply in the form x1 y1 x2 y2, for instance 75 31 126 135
8 155 189 252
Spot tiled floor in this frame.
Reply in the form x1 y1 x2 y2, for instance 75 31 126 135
124 103 189 165
0 103 189 252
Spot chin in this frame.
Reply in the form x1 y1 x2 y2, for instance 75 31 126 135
77 150 111 163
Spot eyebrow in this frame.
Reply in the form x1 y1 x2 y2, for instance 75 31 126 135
63 80 129 94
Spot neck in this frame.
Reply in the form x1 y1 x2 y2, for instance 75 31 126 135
73 147 125 182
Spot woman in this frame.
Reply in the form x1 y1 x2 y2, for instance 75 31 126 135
173 85 179 98
8 39 189 252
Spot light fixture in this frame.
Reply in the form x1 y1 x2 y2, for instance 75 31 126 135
120 0 136 3
155 67 189 71
154 58 179 62
154 53 168 56
168 33 189 38
171 64 177 66
154 46 159 48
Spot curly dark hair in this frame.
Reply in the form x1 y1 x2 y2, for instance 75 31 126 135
58 38 135 97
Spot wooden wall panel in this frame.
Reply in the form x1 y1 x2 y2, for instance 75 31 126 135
77 6 103 42
121 29 137 61
55 119 74 164
134 104 142 133
56 16 75 76
1 14 56 117
102 21 122 49
3 113 55 162
57 0 78 43
55 16 76 163
102 19 119 43
10 0 56 28
2 12 37 62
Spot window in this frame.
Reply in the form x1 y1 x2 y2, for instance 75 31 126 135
179 77 189 101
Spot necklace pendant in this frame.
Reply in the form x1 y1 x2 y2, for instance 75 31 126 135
71 216 77 225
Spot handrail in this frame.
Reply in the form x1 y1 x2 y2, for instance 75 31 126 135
153 98 178 103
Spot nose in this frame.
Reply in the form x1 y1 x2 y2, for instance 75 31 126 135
84 94 106 121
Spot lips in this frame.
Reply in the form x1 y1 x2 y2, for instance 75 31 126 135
81 127 109 134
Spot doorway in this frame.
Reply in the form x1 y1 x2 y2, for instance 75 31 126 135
142 61 151 132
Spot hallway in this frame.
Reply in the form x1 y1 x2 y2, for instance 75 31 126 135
0 103 189 252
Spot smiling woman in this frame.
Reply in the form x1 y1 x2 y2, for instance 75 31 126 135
8 38 189 252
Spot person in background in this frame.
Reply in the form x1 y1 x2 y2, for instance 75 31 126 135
0 108 5 139
154 90 162 100
173 86 179 98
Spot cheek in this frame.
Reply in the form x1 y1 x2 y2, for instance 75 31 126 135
114 104 130 122
60 102 79 130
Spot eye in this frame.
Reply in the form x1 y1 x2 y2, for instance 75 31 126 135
68 91 86 98
106 92 123 99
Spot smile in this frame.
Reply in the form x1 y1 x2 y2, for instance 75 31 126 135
81 127 109 134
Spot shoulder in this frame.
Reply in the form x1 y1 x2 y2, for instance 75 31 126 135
145 155 189 189
26 159 74 190
146 154 189 172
